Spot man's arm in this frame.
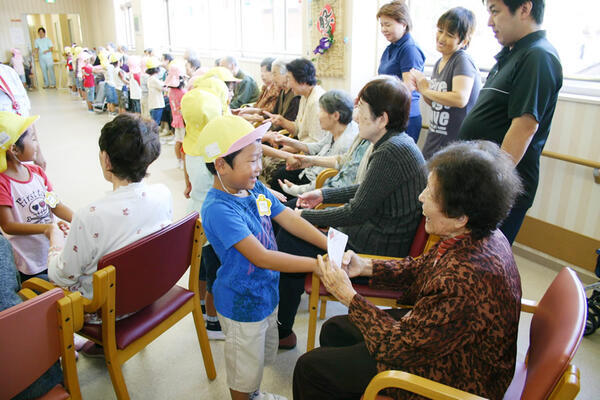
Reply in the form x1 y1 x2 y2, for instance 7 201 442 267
501 114 539 164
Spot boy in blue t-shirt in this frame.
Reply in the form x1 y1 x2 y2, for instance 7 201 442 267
199 116 327 400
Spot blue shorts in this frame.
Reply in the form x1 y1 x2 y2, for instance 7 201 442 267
105 85 118 104
85 86 95 102
76 77 83 90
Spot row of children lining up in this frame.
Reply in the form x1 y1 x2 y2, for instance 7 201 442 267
62 45 271 171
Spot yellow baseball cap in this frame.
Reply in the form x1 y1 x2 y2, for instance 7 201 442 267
73 46 83 57
196 115 271 163
109 53 120 63
181 89 223 156
64 46 72 53
193 77 231 115
146 57 159 70
0 112 39 172
201 66 241 83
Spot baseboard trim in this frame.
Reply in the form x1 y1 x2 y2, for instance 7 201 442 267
515 216 599 272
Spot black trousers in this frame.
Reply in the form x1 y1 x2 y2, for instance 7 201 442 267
276 227 325 338
499 205 529 245
276 227 366 338
267 163 310 190
293 309 409 400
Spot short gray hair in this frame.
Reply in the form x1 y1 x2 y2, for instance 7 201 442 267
319 90 354 125
271 58 289 75
221 55 238 67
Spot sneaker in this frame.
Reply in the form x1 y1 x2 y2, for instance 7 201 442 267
278 331 297 350
250 390 288 400
206 320 225 340
80 340 105 358
74 334 88 351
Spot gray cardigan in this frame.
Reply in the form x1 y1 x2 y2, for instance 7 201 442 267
301 131 426 257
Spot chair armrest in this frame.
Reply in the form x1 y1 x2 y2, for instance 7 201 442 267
67 292 85 331
363 370 488 400
17 288 38 301
22 277 63 293
315 168 339 189
314 203 344 210
358 253 397 261
22 271 108 314
520 298 538 313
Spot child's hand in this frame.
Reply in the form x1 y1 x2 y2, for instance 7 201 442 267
184 180 192 199
44 224 66 248
57 221 70 237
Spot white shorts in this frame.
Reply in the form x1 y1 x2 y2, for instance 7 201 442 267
174 127 185 142
218 308 278 393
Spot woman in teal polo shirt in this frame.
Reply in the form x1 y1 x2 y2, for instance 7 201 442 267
34 27 56 89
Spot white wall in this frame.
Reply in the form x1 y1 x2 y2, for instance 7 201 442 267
0 0 92 62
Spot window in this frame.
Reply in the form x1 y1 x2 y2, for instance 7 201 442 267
405 0 600 81
118 1 136 51
156 0 302 58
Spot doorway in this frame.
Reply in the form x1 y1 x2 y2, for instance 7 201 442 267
26 13 83 89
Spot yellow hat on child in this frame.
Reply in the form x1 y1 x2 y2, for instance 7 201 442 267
0 112 39 173
181 89 223 156
146 57 160 70
193 77 231 115
109 53 120 63
200 67 241 83
196 115 270 163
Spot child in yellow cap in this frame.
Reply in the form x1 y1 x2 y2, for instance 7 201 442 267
0 112 73 282
199 115 326 400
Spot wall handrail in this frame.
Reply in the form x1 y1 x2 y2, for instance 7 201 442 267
541 150 600 169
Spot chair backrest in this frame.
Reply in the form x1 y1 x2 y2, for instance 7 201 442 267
0 288 64 399
97 212 199 316
408 217 428 258
521 267 587 399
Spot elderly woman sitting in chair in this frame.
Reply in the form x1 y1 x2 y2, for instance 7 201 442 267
45 114 172 303
293 141 523 400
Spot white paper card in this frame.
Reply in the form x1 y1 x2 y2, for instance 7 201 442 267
327 227 348 269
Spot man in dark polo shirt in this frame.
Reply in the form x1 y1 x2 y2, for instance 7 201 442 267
458 0 562 244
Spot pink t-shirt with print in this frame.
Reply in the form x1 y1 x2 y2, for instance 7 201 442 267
0 164 55 275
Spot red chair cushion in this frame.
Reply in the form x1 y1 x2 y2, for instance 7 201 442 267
37 384 69 400
304 275 401 300
81 286 194 349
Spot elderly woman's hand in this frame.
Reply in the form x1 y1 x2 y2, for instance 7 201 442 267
286 154 312 170
268 187 287 203
44 223 66 250
297 189 323 209
317 255 357 307
341 250 373 278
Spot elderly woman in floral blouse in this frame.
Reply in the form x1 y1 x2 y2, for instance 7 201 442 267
293 140 523 400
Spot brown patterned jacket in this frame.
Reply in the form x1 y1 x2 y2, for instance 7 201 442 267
348 230 521 400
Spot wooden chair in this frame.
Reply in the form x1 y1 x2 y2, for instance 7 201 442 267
314 168 340 189
362 267 587 400
0 288 83 400
23 212 216 400
305 217 439 351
